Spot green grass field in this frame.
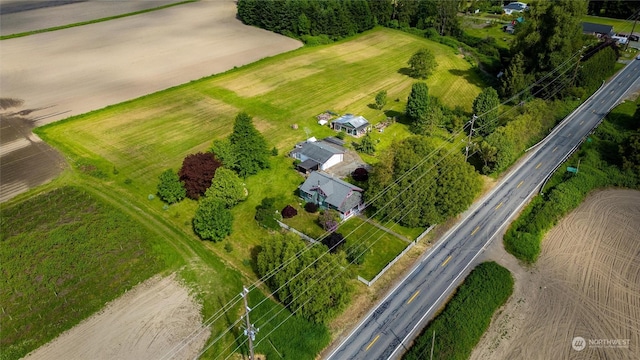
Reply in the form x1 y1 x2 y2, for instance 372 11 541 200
25 27 484 358
582 15 635 34
0 186 169 360
339 217 409 281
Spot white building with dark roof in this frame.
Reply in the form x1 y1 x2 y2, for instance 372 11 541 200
503 2 527 15
290 138 346 173
298 171 364 220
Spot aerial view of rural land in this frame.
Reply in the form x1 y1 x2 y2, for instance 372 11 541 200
1 0 639 359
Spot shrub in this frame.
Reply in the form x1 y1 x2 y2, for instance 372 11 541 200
335 131 346 140
305 202 319 213
318 209 340 232
156 169 186 204
352 167 369 182
255 197 280 230
179 152 222 200
322 232 345 253
193 197 233 242
282 205 298 219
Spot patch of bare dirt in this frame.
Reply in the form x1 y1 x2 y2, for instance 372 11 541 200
474 189 640 360
24 274 210 360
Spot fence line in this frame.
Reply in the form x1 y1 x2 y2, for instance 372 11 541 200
357 224 436 287
276 220 320 244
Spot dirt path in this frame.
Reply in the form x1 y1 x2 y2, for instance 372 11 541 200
23 274 210 360
474 189 640 359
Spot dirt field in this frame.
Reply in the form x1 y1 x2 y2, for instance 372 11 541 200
23 274 210 360
473 189 640 359
0 0 302 203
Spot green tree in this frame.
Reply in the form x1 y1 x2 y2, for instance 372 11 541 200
414 102 444 136
406 82 430 127
156 169 186 204
193 197 233 242
375 90 387 110
229 112 270 178
367 136 481 227
407 48 437 79
435 0 461 36
205 168 246 208
356 132 376 154
257 233 352 324
473 87 500 137
476 140 498 174
210 138 238 169
500 52 528 101
512 0 586 76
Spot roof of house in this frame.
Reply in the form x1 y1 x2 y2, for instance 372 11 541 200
504 2 527 11
298 158 320 171
332 114 370 131
291 140 345 165
299 172 363 212
582 22 614 35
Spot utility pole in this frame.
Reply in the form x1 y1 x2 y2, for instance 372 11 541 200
430 330 435 360
571 47 585 88
625 10 639 52
465 114 477 160
241 286 258 360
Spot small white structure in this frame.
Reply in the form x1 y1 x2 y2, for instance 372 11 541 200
503 2 527 15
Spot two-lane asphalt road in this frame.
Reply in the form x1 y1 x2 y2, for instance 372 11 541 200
326 59 640 360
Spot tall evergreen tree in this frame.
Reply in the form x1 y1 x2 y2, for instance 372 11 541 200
406 82 430 130
500 52 528 101
473 87 500 136
229 112 270 178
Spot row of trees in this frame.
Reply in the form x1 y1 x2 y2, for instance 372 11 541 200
366 136 482 228
256 233 352 324
237 0 464 41
156 112 271 242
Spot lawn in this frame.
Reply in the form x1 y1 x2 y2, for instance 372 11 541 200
338 217 410 281
582 15 634 33
0 186 168 360
461 17 514 50
29 27 484 358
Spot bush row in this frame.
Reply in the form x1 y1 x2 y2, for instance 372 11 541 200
403 262 514 360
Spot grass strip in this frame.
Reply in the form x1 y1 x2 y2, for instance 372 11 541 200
0 0 195 40
403 261 514 360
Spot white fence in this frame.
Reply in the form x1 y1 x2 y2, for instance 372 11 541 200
357 224 435 287
276 220 320 244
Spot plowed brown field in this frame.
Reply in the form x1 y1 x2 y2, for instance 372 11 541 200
474 189 640 359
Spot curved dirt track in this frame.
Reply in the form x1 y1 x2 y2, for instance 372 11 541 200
23 274 210 360
474 189 640 360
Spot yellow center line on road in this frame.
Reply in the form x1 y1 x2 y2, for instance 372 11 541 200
552 146 558 153
441 256 452 267
536 162 542 169
366 335 380 351
471 226 480 236
580 120 584 125
601 99 605 103
407 290 420 304
517 180 524 188
495 202 503 210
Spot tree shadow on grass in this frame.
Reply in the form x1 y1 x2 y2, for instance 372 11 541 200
398 67 414 77
449 68 486 88
384 109 410 125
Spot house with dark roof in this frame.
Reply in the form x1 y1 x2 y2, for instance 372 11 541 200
299 171 364 220
331 114 371 137
503 2 527 15
582 22 614 37
290 138 346 173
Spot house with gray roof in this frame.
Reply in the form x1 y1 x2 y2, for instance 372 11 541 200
299 171 364 220
290 138 345 173
582 22 614 38
503 2 527 15
331 114 371 137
